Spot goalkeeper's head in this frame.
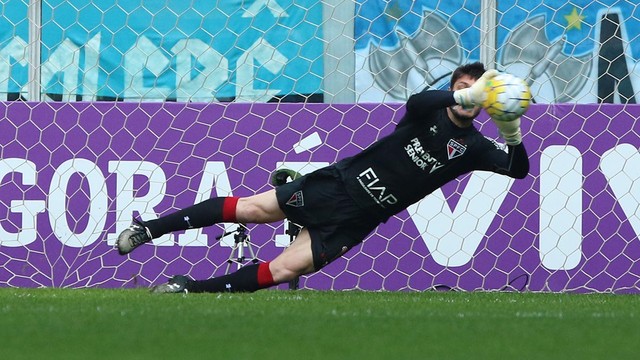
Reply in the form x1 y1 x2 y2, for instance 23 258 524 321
450 62 486 86
448 62 487 124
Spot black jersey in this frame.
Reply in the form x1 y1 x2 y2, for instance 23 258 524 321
334 90 529 222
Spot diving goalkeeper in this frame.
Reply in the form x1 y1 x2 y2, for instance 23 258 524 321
116 62 529 293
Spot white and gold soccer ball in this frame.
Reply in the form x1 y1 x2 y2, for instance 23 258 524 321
482 73 532 122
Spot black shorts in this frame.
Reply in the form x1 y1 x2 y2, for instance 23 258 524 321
275 166 379 270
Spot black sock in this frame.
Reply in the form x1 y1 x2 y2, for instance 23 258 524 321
143 197 237 238
186 263 274 293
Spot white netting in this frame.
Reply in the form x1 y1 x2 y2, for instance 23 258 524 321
1 0 640 292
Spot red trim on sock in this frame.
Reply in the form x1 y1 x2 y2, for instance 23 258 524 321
257 262 275 288
222 197 239 222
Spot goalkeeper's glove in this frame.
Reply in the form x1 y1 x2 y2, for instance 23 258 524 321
270 168 302 186
494 117 522 146
453 69 499 109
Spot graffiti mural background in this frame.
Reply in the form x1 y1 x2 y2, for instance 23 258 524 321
355 0 640 104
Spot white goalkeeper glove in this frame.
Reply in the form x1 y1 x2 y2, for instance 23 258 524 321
494 117 522 146
453 69 499 109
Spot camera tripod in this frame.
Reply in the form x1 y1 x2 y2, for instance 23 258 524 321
216 224 259 274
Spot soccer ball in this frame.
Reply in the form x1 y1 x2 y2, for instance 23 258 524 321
482 73 531 122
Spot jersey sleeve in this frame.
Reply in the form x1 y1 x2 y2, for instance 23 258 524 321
476 141 529 179
401 90 457 123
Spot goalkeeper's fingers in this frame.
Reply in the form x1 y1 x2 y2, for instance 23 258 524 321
472 69 499 102
454 70 501 108
479 69 499 82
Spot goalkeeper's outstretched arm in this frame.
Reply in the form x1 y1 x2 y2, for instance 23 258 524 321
502 142 529 179
478 141 529 179
482 141 529 179
486 115 529 179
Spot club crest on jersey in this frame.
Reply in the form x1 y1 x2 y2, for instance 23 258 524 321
286 191 304 207
447 139 467 160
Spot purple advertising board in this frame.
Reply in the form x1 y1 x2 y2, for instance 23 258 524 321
1 101 639 292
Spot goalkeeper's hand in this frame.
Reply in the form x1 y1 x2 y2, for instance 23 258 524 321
494 117 522 146
453 69 499 109
270 168 302 186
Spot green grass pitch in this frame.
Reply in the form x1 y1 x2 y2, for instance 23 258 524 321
1 288 639 359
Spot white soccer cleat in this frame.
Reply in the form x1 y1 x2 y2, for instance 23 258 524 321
150 275 190 294
116 218 153 255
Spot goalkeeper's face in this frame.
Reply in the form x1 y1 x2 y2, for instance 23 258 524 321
449 75 481 124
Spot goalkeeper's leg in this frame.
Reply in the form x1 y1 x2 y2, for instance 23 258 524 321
144 190 286 236
117 190 286 255
151 228 315 293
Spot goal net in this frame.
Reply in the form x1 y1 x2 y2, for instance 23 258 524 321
1 0 640 293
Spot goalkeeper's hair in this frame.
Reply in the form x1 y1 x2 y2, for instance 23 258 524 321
451 62 486 85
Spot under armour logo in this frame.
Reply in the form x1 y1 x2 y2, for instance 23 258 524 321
430 125 438 135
